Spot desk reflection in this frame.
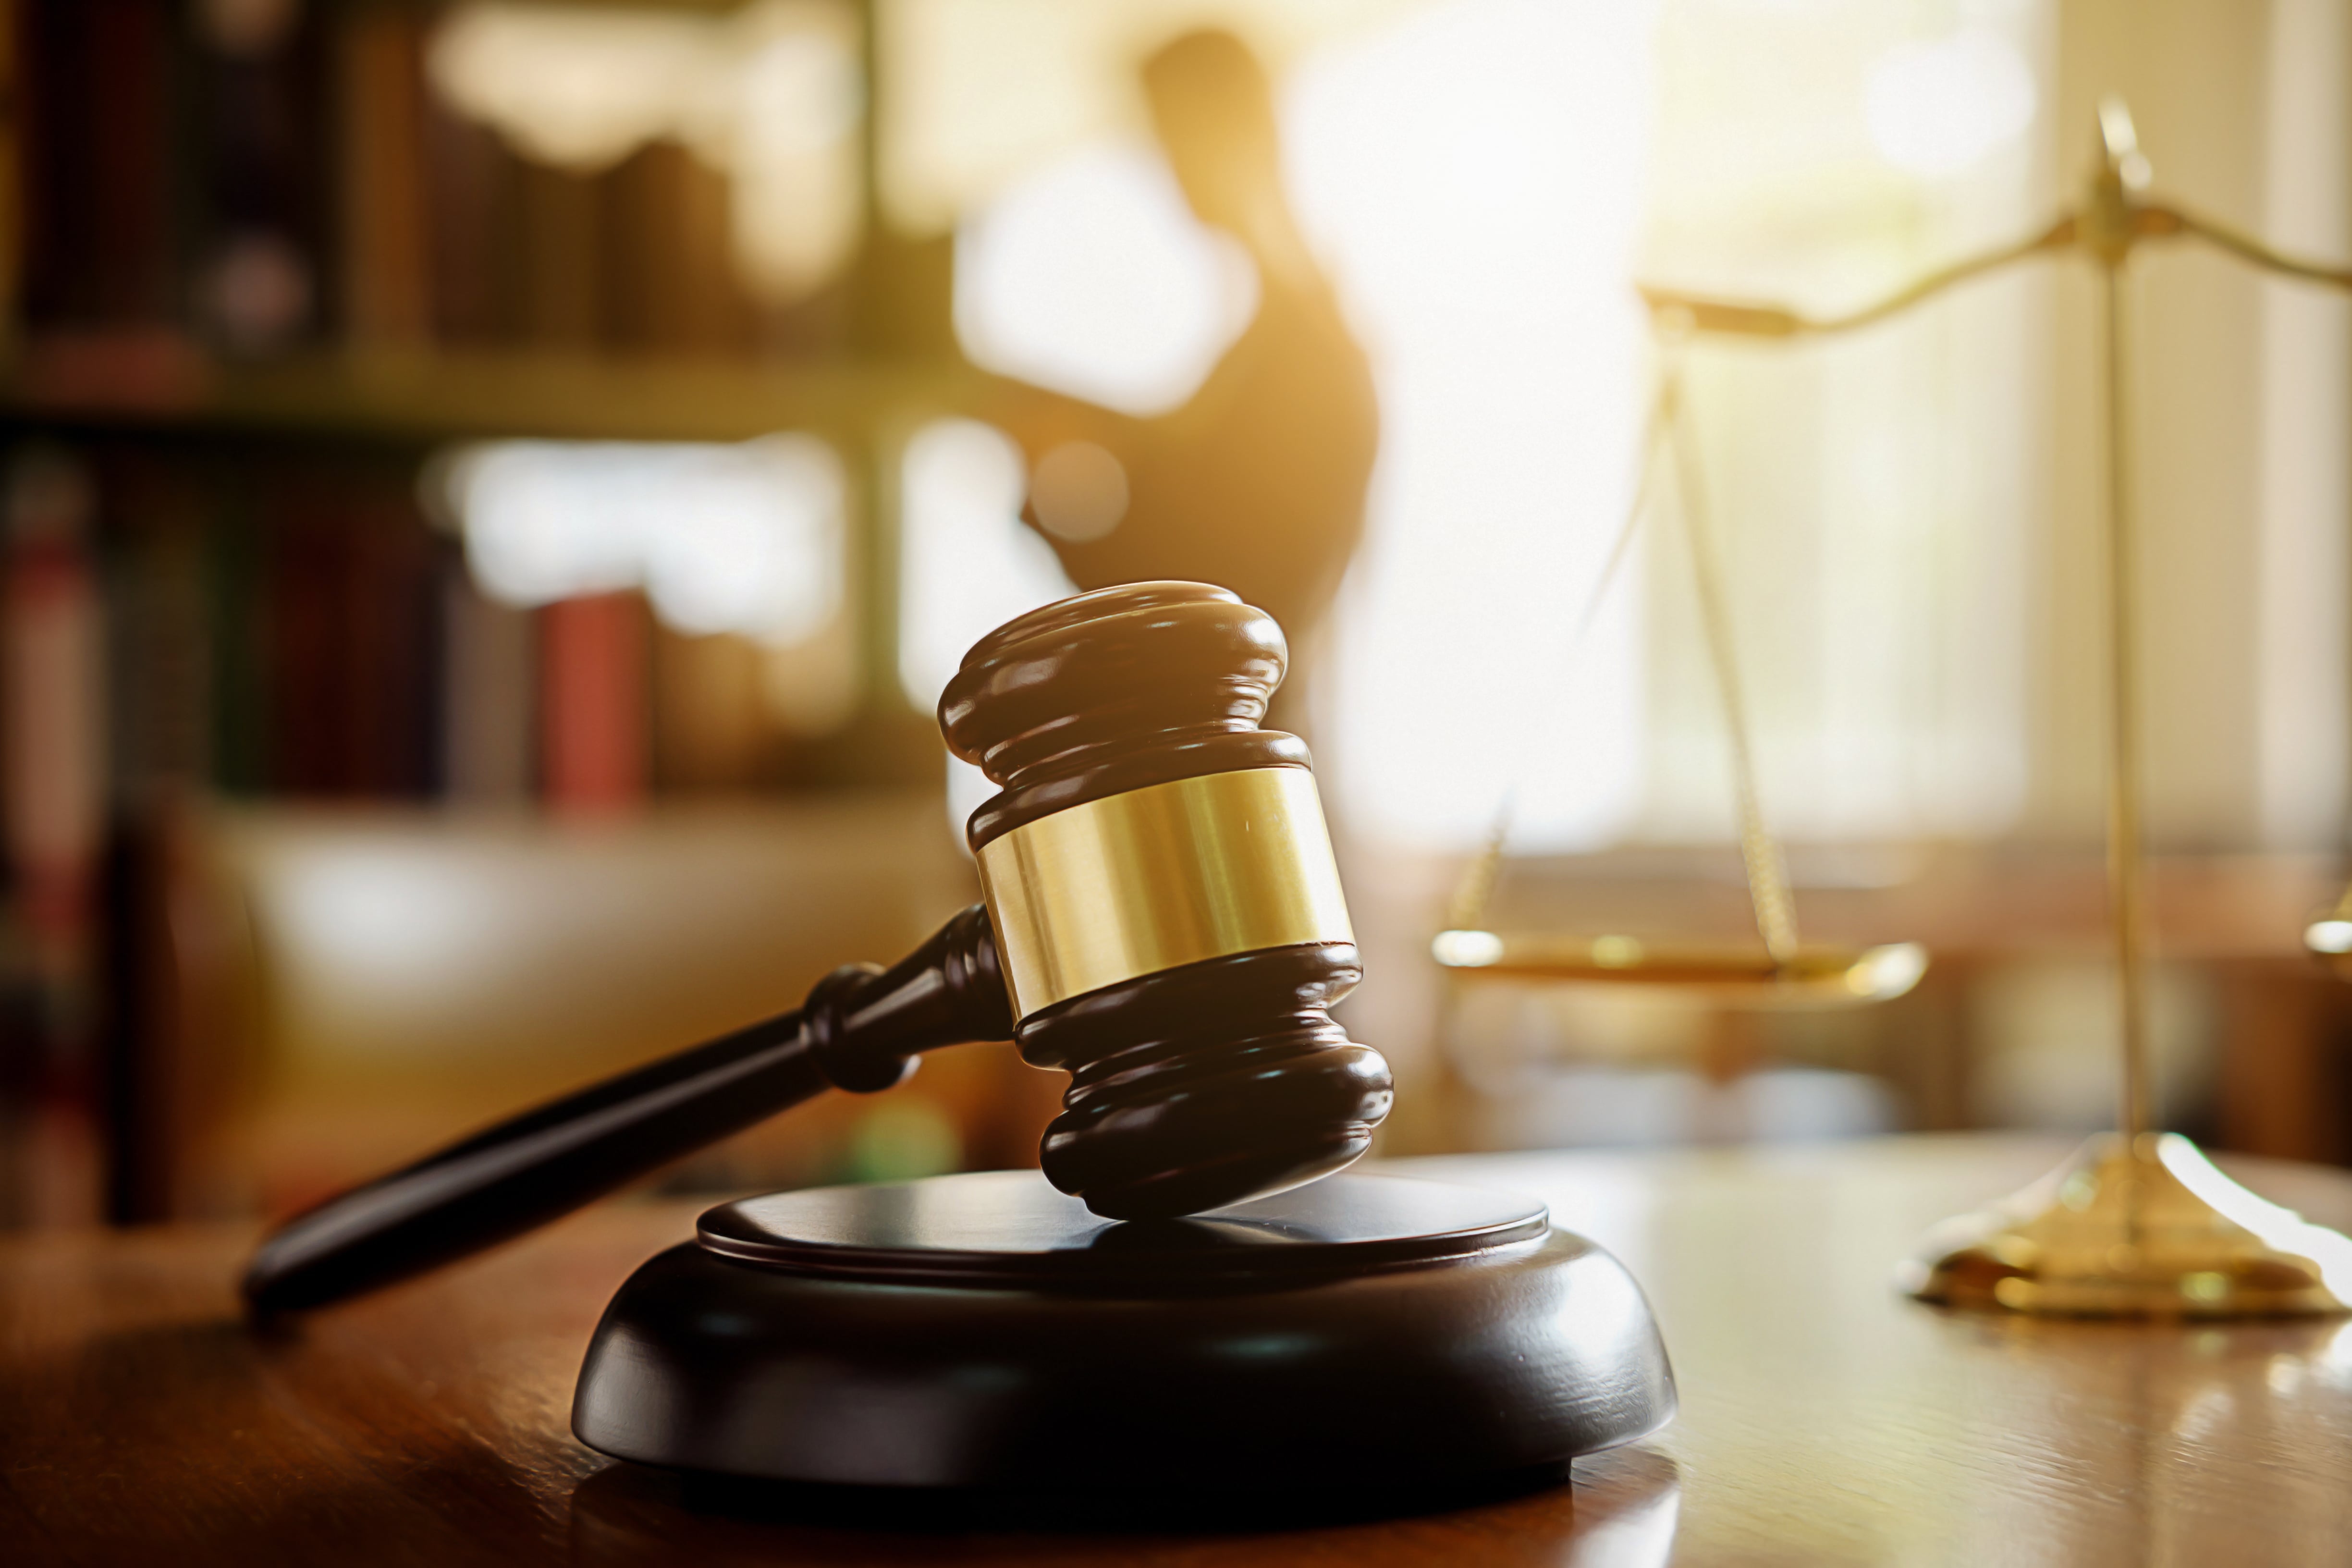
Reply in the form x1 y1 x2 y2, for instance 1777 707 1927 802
1932 1313 2352 1566
565 1446 1680 1568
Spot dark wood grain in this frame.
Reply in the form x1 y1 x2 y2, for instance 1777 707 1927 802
9 1136 2352 1565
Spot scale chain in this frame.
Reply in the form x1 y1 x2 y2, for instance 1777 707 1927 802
1666 368 1801 968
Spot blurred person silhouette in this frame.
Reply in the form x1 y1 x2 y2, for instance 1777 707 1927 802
989 29 1378 731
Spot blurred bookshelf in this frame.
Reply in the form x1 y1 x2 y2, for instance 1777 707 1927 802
0 0 1019 1230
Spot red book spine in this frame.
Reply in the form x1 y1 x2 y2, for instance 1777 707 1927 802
539 593 646 813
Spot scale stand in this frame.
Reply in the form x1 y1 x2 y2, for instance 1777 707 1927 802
1642 100 2352 1317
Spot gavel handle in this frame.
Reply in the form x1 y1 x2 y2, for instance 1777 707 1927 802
242 904 1011 1316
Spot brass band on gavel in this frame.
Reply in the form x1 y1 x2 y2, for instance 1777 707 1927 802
978 767 1355 1020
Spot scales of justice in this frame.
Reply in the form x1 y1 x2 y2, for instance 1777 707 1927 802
1438 99 2352 1318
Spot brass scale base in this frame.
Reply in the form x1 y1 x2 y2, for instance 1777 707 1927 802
1904 1134 2352 1317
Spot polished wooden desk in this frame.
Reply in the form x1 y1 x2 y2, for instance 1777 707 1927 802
8 1135 2352 1566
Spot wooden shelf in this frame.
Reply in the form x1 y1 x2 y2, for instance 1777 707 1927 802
0 343 985 446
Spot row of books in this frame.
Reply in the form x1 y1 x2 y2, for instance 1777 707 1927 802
13 0 846 364
17 443 833 818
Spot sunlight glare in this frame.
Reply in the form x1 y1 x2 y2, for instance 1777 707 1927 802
955 141 1260 416
445 436 845 645
1864 31 2037 177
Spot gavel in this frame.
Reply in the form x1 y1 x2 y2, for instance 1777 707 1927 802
245 582 1394 1314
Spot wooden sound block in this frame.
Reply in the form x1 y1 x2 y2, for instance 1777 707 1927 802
572 1171 1675 1493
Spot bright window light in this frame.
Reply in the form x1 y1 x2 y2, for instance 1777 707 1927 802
427 0 863 301
1864 32 2037 177
896 419 1077 828
897 418 1075 707
427 2 704 170
442 435 845 645
1291 0 1655 850
682 3 865 301
955 140 1259 416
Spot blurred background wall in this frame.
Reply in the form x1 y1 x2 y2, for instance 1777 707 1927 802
3 0 2350 1230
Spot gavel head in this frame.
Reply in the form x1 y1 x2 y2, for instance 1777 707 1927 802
940 581 1393 1220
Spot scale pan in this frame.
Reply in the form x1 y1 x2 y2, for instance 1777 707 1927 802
1432 930 1927 1006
